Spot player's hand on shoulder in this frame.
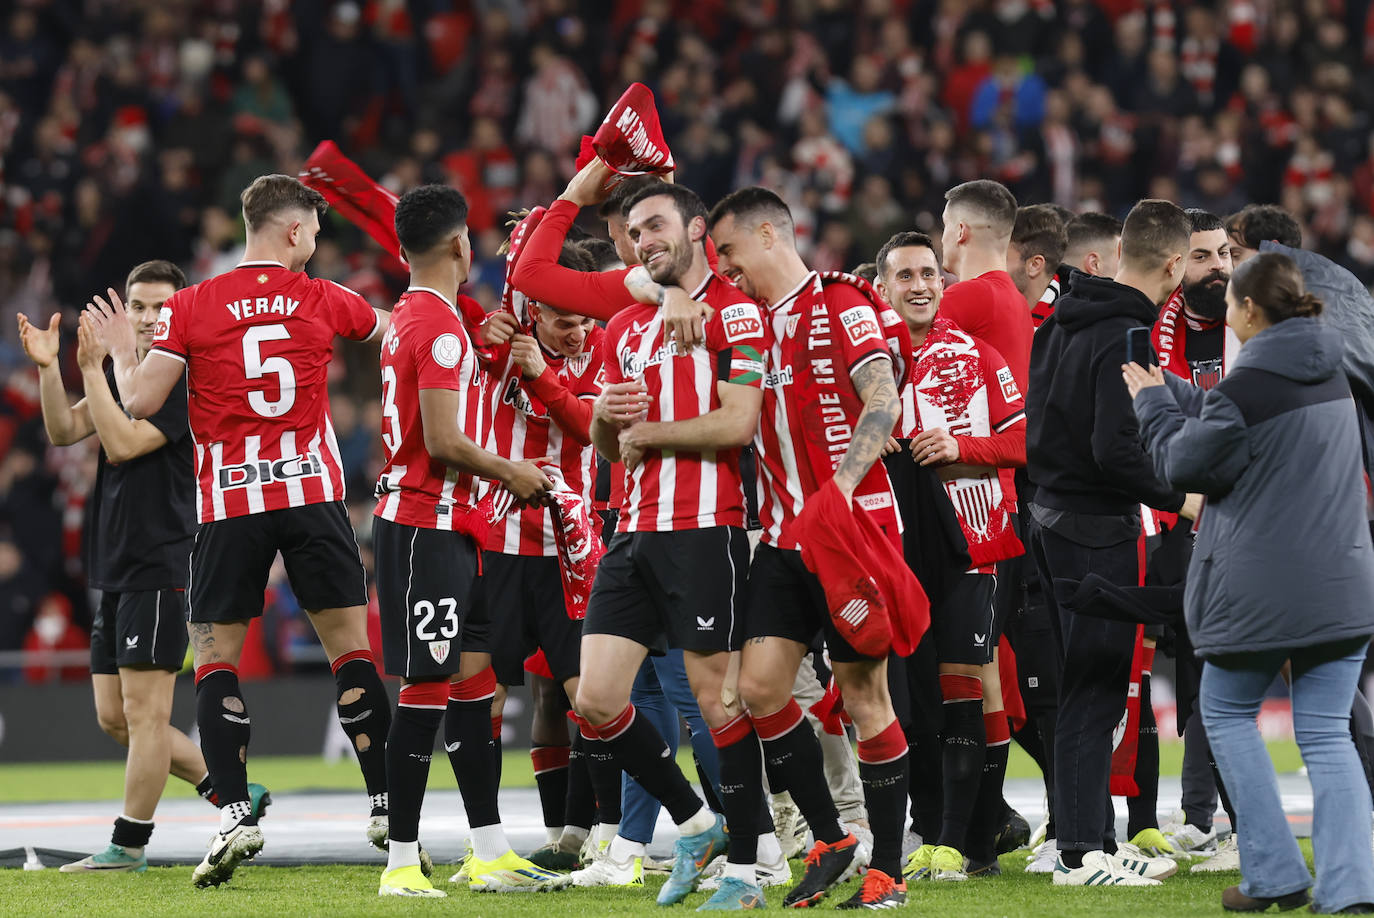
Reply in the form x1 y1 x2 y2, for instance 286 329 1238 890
481 311 520 346
661 286 711 355
594 381 652 427
16 312 61 368
509 334 547 378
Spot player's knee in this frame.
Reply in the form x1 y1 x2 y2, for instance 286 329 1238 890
737 669 786 716
97 711 130 745
574 683 622 727
121 693 169 733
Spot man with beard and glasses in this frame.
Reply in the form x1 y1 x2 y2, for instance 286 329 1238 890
1152 210 1235 391
575 182 773 909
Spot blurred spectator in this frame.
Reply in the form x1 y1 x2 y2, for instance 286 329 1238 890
21 592 87 683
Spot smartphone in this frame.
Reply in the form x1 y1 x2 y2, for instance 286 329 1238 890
1126 326 1155 367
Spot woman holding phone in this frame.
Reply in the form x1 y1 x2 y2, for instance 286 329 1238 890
1123 251 1374 914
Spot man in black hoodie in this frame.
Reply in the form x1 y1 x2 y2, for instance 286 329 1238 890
1026 199 1201 886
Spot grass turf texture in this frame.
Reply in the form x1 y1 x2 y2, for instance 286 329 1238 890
0 846 1310 918
0 740 1305 804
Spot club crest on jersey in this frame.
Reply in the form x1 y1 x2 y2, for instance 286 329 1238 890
153 306 172 341
429 640 451 665
218 452 323 489
996 366 1021 402
431 333 462 368
785 314 800 338
720 303 762 343
565 352 592 377
257 273 269 284
839 307 881 346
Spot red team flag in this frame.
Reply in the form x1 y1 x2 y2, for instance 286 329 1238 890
573 82 676 195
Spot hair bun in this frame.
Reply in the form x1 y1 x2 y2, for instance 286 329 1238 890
1293 291 1324 317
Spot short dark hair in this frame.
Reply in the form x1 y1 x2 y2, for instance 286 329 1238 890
1046 203 1076 225
240 174 327 232
876 231 937 279
556 242 594 273
621 182 708 228
1120 199 1191 267
1230 251 1323 323
1011 204 1068 268
125 259 186 295
575 237 621 271
1185 208 1224 235
851 262 877 283
707 186 795 240
944 180 1017 237
1066 212 1123 253
1228 204 1302 249
394 184 470 257
598 175 663 220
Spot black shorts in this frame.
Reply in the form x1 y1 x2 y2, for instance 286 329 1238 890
743 543 876 663
479 553 581 687
583 527 748 653
373 517 489 678
929 573 998 666
90 589 189 674
188 502 368 622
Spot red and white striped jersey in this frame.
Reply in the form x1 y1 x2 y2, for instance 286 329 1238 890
602 272 765 533
150 261 380 523
485 325 606 555
899 317 1025 571
755 272 901 549
373 287 487 534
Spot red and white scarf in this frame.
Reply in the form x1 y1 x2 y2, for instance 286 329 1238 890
1150 286 1240 384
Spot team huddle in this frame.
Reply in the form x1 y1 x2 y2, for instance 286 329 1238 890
21 108 1273 909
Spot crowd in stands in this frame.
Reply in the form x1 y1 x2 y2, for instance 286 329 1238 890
4 0 1374 667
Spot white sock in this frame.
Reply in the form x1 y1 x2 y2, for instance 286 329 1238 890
545 826 562 844
596 822 620 845
561 825 590 847
757 831 782 865
471 824 510 862
722 861 756 883
678 807 716 837
608 835 646 861
218 801 251 834
386 840 420 872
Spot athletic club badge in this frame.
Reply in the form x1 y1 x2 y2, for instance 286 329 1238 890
429 640 451 664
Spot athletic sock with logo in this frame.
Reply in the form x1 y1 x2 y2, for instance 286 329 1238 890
532 744 571 836
445 669 502 832
594 704 704 826
578 715 625 827
331 651 391 808
755 699 846 845
1126 672 1160 839
937 673 985 851
966 711 1011 864
858 719 910 879
565 729 598 833
386 681 447 844
711 713 763 866
195 664 253 825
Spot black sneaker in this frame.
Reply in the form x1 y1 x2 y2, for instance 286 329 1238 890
994 803 1031 854
527 839 581 871
835 869 907 910
782 834 858 908
966 856 1002 878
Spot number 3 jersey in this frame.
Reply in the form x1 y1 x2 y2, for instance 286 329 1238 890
151 260 381 523
373 287 486 534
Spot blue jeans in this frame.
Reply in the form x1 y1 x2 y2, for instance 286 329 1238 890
1202 639 1374 913
621 649 721 844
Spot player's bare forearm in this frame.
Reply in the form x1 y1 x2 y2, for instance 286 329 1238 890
591 415 623 463
832 359 900 500
37 362 93 446
623 384 761 453
80 364 168 463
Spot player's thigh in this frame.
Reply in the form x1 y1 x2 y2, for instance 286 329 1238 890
117 665 177 725
278 502 369 614
642 526 749 654
738 635 809 715
91 672 127 739
188 516 276 624
582 532 667 663
372 516 480 679
682 648 734 727
576 632 651 722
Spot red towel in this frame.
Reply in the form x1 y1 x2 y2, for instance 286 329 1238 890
791 479 929 658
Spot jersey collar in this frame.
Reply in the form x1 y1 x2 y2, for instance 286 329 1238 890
406 286 458 314
771 270 818 311
235 260 286 269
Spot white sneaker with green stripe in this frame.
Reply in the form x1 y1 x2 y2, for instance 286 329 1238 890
1052 850 1160 886
59 844 147 873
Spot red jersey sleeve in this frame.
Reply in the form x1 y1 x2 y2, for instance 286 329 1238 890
827 286 889 377
954 339 1027 468
150 287 191 360
511 199 631 321
412 310 472 392
527 360 600 446
707 300 767 388
321 279 382 341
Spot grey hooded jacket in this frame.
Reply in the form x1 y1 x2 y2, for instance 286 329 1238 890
1133 317 1374 658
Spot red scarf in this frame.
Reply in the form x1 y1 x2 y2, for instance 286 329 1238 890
1151 286 1221 381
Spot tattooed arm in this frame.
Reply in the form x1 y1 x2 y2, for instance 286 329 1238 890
832 356 900 504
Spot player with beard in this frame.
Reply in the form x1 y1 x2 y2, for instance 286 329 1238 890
576 182 770 909
1152 210 1234 390
705 187 911 910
